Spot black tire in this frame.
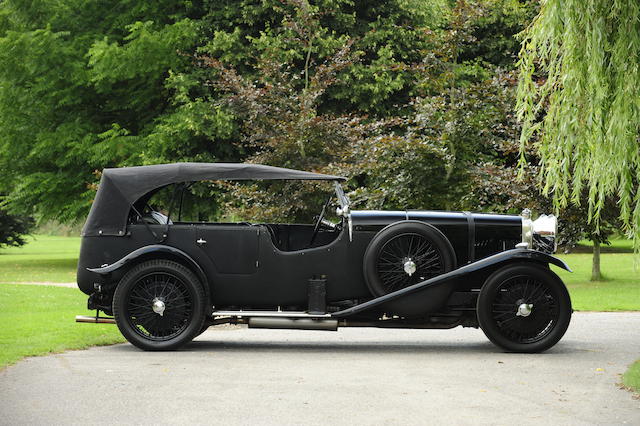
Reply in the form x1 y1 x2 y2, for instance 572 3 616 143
113 259 206 351
196 322 210 337
477 263 572 353
363 221 456 297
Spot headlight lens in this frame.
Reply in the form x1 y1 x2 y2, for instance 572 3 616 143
533 214 557 253
532 214 557 237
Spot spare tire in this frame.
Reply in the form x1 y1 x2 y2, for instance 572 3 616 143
363 221 456 297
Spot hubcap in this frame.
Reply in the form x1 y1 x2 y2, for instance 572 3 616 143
152 298 166 316
516 303 533 317
403 259 417 276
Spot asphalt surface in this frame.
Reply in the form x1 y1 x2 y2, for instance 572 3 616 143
0 312 638 425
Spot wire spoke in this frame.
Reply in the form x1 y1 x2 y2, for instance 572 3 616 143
491 275 559 344
376 233 444 293
126 272 193 341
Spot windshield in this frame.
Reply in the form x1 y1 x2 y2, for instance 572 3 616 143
334 182 350 211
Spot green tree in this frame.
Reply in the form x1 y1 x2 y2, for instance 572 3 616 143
0 0 206 223
349 1 535 212
0 205 34 248
0 0 547 239
516 0 640 250
200 3 391 221
0 0 447 225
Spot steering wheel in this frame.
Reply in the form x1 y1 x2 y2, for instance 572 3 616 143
309 196 332 247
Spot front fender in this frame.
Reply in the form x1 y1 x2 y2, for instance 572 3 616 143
87 244 208 288
506 249 571 272
332 249 570 318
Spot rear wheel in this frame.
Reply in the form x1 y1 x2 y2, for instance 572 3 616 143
477 263 572 353
196 322 210 337
363 222 456 296
113 259 206 351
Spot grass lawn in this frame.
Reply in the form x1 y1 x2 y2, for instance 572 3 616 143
0 284 124 367
0 235 80 283
551 238 639 312
552 253 639 311
622 360 640 394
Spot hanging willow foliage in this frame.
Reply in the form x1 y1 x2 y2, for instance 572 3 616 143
516 0 640 249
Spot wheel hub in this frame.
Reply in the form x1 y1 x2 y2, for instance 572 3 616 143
152 298 166 316
516 303 533 317
403 259 417 276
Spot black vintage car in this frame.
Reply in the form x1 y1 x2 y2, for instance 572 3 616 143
76 162 572 352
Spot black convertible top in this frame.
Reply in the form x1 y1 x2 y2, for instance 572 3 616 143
82 162 345 236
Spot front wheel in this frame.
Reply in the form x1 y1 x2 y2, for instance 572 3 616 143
113 259 206 351
477 263 572 353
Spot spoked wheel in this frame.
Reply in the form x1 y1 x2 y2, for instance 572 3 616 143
377 233 444 291
477 263 572 353
364 222 455 296
113 260 206 351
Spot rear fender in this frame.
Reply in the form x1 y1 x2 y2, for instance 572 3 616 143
87 245 210 303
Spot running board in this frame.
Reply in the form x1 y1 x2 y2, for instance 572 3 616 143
212 310 332 318
75 315 116 324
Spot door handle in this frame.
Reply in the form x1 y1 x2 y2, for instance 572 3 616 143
196 238 207 245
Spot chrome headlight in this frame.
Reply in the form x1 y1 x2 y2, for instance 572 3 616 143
517 209 558 253
532 214 557 253
533 214 557 237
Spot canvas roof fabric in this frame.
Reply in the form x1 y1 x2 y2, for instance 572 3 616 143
82 162 346 236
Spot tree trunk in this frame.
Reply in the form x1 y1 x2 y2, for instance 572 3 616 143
591 240 601 281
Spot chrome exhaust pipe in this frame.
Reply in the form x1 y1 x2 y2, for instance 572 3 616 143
75 315 116 324
248 317 338 331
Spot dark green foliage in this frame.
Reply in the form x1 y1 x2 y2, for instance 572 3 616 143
457 0 538 67
0 207 34 248
201 15 379 221
0 0 448 224
0 1 209 222
348 2 529 212
2 0 602 246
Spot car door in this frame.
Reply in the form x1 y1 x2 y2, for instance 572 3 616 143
195 225 260 274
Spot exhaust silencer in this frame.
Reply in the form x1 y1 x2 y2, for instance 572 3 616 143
248 317 338 331
75 315 116 324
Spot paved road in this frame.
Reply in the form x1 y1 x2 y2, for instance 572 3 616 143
1 312 638 425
